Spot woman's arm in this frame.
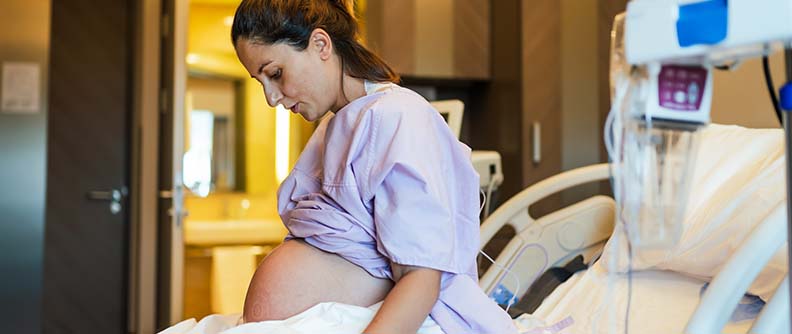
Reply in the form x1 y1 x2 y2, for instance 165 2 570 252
363 263 442 334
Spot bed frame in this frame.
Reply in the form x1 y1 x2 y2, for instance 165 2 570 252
478 163 615 299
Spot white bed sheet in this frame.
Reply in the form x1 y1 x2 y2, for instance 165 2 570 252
159 265 761 334
158 300 556 334
158 302 445 334
531 260 755 334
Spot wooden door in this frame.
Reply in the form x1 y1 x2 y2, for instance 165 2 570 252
42 0 134 332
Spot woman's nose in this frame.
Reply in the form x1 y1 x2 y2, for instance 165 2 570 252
263 83 283 108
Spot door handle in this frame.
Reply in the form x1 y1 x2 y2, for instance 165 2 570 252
87 190 122 201
159 185 188 226
86 187 127 214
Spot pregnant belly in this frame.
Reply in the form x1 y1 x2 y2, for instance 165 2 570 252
243 239 393 322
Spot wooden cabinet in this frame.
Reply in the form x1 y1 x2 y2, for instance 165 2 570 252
361 0 490 80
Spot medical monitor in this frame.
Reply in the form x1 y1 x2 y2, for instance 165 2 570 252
430 99 464 140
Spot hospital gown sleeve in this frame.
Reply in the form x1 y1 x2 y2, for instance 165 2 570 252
365 102 467 274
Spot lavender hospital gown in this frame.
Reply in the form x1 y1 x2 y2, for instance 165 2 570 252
276 83 517 334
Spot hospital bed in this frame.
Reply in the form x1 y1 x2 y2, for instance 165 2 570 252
478 125 790 333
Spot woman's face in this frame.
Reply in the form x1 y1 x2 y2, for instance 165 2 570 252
235 30 340 122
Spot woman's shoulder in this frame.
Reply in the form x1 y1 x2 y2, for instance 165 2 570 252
327 84 448 153
369 85 433 113
331 85 438 138
362 86 441 131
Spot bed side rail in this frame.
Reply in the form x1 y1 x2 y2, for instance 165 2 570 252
480 163 611 247
480 195 615 297
685 208 788 334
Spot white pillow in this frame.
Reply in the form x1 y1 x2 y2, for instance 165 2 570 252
601 124 787 301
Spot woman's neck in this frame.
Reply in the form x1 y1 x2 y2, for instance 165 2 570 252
331 74 366 113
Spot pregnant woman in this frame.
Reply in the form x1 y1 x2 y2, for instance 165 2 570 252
231 1 516 333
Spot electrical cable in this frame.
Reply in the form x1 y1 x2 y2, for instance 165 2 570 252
482 174 503 220
762 55 784 125
479 188 487 215
479 249 522 313
478 186 521 313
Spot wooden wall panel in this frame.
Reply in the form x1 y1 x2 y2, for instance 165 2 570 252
521 0 562 216
454 0 490 79
521 0 562 186
415 0 454 77
364 0 489 79
365 0 415 75
474 0 523 199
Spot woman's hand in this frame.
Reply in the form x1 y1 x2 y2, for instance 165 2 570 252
363 263 442 334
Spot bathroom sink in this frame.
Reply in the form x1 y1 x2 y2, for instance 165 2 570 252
184 219 287 246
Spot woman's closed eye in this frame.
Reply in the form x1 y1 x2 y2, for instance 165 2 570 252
269 68 282 80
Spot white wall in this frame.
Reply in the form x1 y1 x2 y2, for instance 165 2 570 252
0 0 50 332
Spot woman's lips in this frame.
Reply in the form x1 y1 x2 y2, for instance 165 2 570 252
289 103 300 113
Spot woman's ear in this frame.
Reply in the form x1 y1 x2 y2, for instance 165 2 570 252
310 28 333 61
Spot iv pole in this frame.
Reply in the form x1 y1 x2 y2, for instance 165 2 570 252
782 45 792 333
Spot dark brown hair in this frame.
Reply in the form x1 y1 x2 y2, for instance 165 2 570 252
231 0 399 84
